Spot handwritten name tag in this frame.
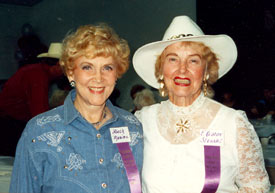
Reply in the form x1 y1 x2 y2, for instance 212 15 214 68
110 127 131 144
200 130 224 146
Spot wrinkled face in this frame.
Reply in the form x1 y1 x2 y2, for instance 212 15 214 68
68 56 117 107
162 42 206 106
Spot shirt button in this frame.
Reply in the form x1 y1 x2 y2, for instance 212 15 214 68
101 183 107 188
99 158 104 164
96 134 101 139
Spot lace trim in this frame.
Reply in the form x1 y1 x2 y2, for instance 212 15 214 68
167 92 205 115
157 94 219 144
235 111 270 192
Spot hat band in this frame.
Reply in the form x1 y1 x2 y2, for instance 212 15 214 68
168 33 193 40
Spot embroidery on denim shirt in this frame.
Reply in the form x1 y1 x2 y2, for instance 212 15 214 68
129 132 143 146
37 131 65 152
66 153 86 171
122 115 140 126
111 152 124 168
37 114 61 126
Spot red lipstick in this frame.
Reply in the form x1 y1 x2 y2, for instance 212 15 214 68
174 77 191 86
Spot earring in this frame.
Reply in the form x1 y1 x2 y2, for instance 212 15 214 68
70 80 76 87
159 75 165 97
160 82 165 97
203 79 207 97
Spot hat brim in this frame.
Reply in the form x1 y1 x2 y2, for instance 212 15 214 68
37 53 60 59
133 34 237 89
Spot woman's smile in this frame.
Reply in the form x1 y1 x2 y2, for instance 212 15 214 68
174 77 191 86
88 86 105 94
69 55 117 107
162 42 206 106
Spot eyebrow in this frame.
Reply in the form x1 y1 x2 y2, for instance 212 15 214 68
79 61 116 66
165 53 178 57
189 54 202 59
79 60 92 64
165 53 202 58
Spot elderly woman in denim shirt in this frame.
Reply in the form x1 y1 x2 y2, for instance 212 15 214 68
10 23 143 193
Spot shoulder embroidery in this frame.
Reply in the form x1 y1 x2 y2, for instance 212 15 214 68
37 114 61 126
37 131 65 152
66 153 86 171
122 115 140 126
130 131 143 146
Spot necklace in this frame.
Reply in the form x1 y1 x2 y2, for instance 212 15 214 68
92 107 107 126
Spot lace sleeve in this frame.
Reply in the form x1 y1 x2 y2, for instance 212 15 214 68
235 110 271 192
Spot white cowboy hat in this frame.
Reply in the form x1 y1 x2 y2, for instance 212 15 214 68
37 42 62 59
133 15 238 89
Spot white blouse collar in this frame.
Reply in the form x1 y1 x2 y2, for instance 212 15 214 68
166 92 206 116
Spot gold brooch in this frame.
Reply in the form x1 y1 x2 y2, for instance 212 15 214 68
176 119 191 133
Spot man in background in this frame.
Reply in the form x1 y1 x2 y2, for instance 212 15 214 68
0 43 64 156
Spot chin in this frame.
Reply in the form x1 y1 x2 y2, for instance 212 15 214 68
170 89 190 97
88 99 107 106
170 90 201 99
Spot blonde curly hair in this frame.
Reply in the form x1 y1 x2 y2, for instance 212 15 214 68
59 23 130 78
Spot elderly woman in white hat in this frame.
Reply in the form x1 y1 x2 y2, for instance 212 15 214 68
133 16 270 192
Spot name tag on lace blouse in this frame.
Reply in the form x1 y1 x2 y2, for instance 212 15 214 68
200 130 223 192
199 130 224 146
110 127 131 143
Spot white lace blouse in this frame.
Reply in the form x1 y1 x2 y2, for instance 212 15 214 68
135 94 270 193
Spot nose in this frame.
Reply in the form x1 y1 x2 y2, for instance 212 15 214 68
179 61 188 73
93 70 102 82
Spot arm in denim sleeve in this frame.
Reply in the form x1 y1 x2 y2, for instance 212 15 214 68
9 129 43 193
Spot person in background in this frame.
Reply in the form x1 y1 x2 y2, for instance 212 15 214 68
0 43 64 156
246 87 275 121
132 88 156 113
15 23 48 68
130 84 146 101
218 89 238 109
259 87 275 121
133 16 270 192
129 84 156 114
10 23 143 193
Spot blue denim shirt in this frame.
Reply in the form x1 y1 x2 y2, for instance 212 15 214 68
10 89 143 193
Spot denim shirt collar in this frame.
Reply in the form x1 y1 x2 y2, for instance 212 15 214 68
63 89 119 125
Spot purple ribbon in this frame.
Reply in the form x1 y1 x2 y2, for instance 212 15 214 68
116 142 142 193
201 145 221 193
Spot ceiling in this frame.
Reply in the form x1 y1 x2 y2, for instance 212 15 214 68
0 0 42 6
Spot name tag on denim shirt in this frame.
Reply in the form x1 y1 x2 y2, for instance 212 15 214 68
110 127 131 143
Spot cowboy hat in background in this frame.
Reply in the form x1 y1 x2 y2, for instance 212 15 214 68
133 15 238 89
37 42 62 59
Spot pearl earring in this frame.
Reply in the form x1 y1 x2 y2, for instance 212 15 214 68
70 80 76 87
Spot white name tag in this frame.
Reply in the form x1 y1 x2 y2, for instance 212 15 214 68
200 130 224 146
110 127 131 144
